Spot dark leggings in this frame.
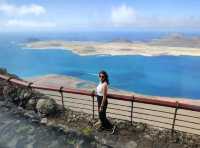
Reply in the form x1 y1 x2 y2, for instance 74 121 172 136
97 95 113 129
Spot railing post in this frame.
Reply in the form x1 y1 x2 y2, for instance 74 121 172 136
171 101 179 136
91 90 95 119
27 82 33 90
7 77 14 85
27 82 35 110
59 86 64 112
130 96 135 125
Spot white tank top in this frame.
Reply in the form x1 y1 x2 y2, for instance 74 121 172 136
96 82 104 96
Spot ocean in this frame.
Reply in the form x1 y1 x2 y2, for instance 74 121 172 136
0 31 200 99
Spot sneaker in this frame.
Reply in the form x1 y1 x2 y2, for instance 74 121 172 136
110 125 116 135
94 120 101 129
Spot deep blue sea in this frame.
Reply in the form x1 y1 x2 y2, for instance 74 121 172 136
0 31 200 99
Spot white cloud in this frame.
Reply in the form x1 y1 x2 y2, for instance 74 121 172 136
111 4 137 27
0 3 46 16
138 16 200 28
110 4 200 29
6 19 56 28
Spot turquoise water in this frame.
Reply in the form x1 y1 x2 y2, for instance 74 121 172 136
0 32 200 99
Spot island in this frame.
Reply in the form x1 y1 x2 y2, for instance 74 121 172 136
24 34 200 56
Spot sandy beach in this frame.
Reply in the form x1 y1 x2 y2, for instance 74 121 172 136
25 74 200 135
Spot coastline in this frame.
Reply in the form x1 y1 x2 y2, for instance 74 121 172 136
24 74 200 106
24 40 200 57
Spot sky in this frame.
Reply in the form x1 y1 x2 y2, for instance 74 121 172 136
0 0 200 32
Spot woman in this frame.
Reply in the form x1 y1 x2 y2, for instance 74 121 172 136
96 70 116 133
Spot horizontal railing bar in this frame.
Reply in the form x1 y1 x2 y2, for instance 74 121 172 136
107 107 131 113
63 100 91 107
109 102 132 108
63 96 92 102
175 124 200 131
66 105 92 111
178 103 200 112
93 108 132 113
134 97 178 108
133 111 174 120
107 111 130 118
132 116 173 125
107 94 133 102
176 113 200 119
33 84 93 96
44 94 61 97
175 119 200 125
111 117 129 122
133 106 174 114
174 129 200 136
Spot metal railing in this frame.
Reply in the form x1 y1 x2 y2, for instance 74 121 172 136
0 74 200 135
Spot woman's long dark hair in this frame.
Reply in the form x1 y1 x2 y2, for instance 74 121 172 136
99 70 110 85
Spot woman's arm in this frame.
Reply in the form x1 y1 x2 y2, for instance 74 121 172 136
100 83 108 111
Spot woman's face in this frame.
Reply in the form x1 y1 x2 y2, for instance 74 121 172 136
99 73 105 82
